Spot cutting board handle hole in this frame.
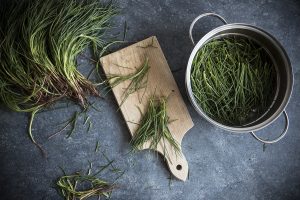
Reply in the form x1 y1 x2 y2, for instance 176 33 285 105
176 164 182 170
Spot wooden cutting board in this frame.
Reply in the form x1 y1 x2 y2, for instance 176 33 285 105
100 36 194 181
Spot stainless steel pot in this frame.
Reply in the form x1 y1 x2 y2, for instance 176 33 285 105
185 13 293 143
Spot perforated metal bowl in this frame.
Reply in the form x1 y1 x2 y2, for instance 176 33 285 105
185 13 293 143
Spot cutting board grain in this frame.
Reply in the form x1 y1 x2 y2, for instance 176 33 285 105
100 36 194 181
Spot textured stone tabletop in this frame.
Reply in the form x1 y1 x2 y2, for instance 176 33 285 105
0 0 300 199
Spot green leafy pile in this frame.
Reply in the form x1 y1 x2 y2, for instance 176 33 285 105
0 0 117 149
191 36 276 126
0 0 117 111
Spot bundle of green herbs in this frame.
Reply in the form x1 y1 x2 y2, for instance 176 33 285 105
130 96 180 160
0 0 117 150
191 36 276 125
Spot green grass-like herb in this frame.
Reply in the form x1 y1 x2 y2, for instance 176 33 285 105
191 36 276 126
107 57 150 106
95 141 100 153
0 0 117 153
56 155 123 200
57 173 114 200
130 96 180 160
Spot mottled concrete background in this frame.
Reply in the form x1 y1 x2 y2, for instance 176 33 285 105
0 0 299 199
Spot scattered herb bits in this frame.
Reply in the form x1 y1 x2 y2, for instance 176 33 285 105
191 36 276 125
130 96 180 159
56 161 118 200
57 173 115 200
56 152 124 200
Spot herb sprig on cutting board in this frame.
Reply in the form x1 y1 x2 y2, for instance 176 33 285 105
130 96 181 160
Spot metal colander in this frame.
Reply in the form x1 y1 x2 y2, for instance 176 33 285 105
185 13 293 144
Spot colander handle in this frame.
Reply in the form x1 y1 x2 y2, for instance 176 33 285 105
189 13 227 45
250 110 289 144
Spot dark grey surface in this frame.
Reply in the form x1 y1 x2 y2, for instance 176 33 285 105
0 0 300 199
